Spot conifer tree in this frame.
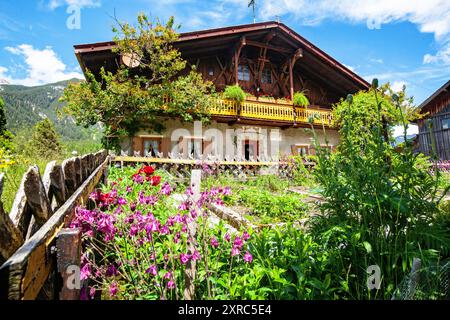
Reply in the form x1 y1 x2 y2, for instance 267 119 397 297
29 118 62 159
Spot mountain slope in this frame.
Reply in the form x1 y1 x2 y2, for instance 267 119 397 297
0 79 100 140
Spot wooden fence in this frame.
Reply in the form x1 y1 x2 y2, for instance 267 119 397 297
0 150 109 300
112 156 313 180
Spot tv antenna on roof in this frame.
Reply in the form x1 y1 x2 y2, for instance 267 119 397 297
248 0 256 23
275 15 280 23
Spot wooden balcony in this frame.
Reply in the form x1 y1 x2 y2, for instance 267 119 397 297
209 98 334 127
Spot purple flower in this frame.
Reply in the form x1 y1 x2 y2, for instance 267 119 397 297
242 231 250 241
231 247 240 257
163 271 172 280
145 265 157 276
223 186 232 196
117 197 127 205
109 281 118 297
105 264 118 277
243 251 253 263
126 186 133 193
80 263 91 280
129 225 139 237
160 225 170 235
167 280 175 290
191 250 201 261
89 287 96 299
233 236 243 249
190 209 197 219
225 233 231 242
130 202 136 212
160 182 172 196
180 253 190 265
210 237 219 248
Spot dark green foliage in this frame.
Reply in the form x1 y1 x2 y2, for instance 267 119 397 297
29 118 62 159
0 96 6 133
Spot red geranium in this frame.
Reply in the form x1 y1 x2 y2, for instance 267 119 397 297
150 176 161 186
139 166 155 176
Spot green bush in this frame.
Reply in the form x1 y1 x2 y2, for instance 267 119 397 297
223 85 246 103
293 91 310 107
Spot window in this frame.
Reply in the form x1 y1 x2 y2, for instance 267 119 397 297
238 65 250 81
292 145 309 156
442 118 450 130
208 66 214 76
143 138 161 157
261 67 272 84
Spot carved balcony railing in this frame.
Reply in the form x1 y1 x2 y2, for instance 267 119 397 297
209 99 334 126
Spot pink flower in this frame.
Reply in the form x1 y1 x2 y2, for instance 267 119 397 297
210 237 219 248
80 263 91 280
160 225 169 235
160 182 171 196
167 280 175 290
126 186 132 193
242 231 250 241
130 202 136 212
89 287 96 299
233 236 243 249
225 233 231 242
231 247 240 256
163 271 172 280
192 250 201 261
243 251 253 263
180 253 190 265
129 225 138 237
109 281 118 297
145 265 157 276
117 197 127 205
223 186 232 196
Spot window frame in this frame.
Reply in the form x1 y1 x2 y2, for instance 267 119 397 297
238 64 250 82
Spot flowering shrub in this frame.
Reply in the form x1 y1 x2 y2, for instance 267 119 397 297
71 165 255 300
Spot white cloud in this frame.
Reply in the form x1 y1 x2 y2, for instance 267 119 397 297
47 0 101 10
1 44 84 86
423 42 450 65
257 0 450 39
343 64 356 72
391 81 407 92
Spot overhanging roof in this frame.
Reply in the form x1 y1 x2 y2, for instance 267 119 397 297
74 21 370 93
418 80 450 115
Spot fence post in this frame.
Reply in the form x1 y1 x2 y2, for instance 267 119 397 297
56 228 81 300
183 169 201 300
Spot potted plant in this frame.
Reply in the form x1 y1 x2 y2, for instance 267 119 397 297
293 91 310 108
223 85 246 104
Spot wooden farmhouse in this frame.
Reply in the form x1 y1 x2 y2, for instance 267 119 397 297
416 80 450 160
74 21 370 160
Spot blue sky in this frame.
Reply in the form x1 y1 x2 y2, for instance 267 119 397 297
0 0 449 108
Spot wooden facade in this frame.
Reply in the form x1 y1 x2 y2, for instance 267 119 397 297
74 21 370 159
417 80 450 160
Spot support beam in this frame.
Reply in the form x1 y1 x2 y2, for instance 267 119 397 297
234 36 246 85
245 40 293 54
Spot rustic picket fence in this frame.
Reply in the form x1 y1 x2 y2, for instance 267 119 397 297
112 155 313 180
0 150 109 300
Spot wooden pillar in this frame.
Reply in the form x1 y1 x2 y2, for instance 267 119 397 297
289 58 294 101
56 228 82 300
234 36 246 85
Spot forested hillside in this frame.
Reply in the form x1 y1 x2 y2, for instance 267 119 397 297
0 79 101 140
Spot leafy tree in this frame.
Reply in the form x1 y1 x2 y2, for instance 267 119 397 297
29 118 62 159
61 14 215 151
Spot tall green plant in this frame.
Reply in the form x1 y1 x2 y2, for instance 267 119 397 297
309 80 449 299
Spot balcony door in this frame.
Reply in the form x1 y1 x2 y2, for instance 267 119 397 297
142 138 161 157
243 139 259 161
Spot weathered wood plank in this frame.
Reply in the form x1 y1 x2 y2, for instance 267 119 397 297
0 197 24 263
24 166 53 225
56 228 81 300
74 157 82 189
62 158 76 196
0 156 109 300
49 164 67 208
9 168 33 238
